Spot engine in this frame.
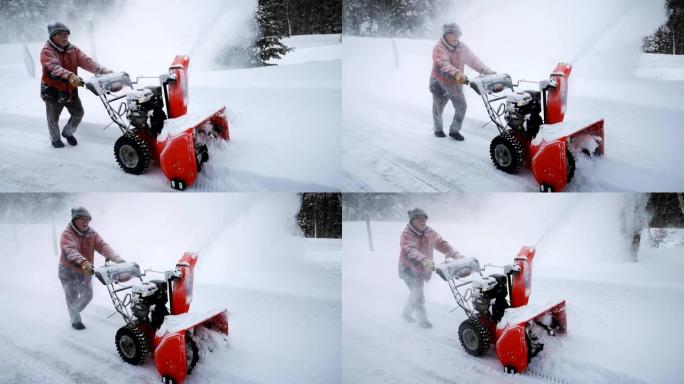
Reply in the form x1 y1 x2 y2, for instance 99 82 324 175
131 280 170 329
126 86 167 136
505 90 543 139
472 274 509 323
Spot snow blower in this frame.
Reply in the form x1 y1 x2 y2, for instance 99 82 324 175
95 252 229 384
435 247 566 374
85 55 230 190
468 63 604 192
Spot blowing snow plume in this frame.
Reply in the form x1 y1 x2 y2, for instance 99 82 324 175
441 0 666 80
0 193 301 291
91 0 257 74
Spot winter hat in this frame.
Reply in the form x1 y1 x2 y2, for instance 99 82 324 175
443 23 462 37
408 207 428 222
48 22 70 38
71 206 91 221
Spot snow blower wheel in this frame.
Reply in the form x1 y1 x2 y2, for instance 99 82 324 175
186 333 200 374
115 323 149 365
490 132 524 174
161 377 177 384
114 131 152 175
458 316 491 357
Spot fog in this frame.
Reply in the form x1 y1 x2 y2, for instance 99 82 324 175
436 0 666 81
50 0 257 75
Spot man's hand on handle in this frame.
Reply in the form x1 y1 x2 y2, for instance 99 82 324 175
454 71 469 85
68 73 84 87
422 258 435 271
81 261 94 275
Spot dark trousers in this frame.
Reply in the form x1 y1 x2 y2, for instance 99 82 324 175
430 77 467 135
58 264 93 324
45 95 84 142
401 274 428 322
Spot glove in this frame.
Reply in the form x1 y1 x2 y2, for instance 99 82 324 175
480 67 496 76
421 258 435 271
81 261 94 275
446 252 464 261
453 71 468 85
100 68 114 75
68 74 84 87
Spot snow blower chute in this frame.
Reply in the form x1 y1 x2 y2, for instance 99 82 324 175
469 63 604 192
435 247 566 374
95 252 229 384
85 55 230 190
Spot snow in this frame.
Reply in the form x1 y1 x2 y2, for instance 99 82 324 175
156 309 227 336
0 32 341 192
496 301 564 330
343 194 684 384
343 0 684 192
0 194 341 383
530 119 603 146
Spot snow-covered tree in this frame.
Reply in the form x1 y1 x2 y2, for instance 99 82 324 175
643 0 684 54
343 0 446 38
297 193 342 238
256 0 292 65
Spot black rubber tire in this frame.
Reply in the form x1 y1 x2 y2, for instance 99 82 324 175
161 377 177 384
115 323 149 365
490 132 524 174
186 333 199 374
458 316 492 357
114 131 152 175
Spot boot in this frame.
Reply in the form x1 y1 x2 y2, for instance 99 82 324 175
71 321 86 330
434 131 446 138
63 135 78 146
449 132 465 141
52 140 65 148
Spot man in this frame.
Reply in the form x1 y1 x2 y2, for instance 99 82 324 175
40 22 112 148
59 207 125 330
398 207 463 328
430 23 495 141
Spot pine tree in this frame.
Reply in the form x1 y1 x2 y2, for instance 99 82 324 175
256 0 292 65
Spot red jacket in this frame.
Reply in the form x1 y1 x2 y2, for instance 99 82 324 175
59 223 122 274
399 224 462 281
40 39 106 103
431 37 488 88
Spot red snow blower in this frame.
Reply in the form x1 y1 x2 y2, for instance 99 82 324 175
469 63 604 192
85 55 230 190
435 246 566 374
95 252 229 384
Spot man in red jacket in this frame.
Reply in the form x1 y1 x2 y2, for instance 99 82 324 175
59 207 125 330
398 208 463 328
430 23 495 141
40 22 112 148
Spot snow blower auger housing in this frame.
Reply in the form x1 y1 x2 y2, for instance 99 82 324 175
435 247 567 374
85 55 230 190
469 63 604 192
95 253 229 384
